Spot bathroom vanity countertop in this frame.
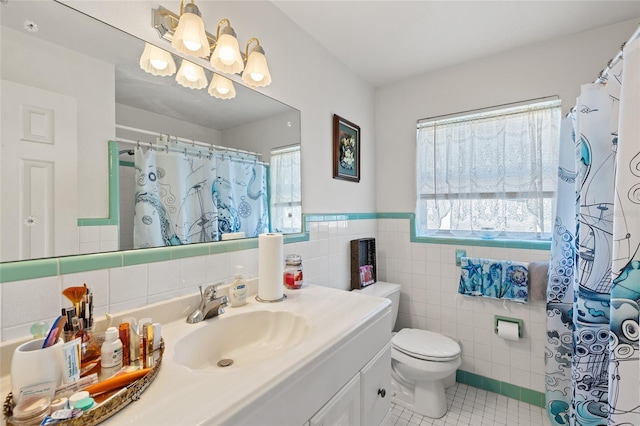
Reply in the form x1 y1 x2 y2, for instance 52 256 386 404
92 284 390 425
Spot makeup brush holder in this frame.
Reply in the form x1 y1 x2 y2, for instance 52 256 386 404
10 338 64 405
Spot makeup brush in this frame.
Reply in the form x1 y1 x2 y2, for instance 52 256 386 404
62 283 88 317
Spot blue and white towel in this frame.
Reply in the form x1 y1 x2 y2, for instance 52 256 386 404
458 257 529 303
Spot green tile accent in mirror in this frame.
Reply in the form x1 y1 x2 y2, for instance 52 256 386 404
77 141 120 227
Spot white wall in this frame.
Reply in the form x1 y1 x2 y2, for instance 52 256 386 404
222 110 301 161
371 19 640 393
115 103 222 145
374 19 639 212
62 0 377 214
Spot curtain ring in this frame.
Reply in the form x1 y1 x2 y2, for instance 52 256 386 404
184 148 188 157
136 140 140 150
164 144 169 154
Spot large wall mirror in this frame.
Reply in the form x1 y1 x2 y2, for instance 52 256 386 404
1 0 302 263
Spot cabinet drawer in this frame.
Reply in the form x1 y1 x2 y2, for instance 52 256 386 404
360 342 391 426
309 374 361 426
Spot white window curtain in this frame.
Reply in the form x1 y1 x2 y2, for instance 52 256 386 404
270 145 301 233
416 99 561 240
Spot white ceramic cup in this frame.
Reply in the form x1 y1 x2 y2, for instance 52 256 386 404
10 337 63 403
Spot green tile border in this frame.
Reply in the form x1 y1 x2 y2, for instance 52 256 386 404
123 247 172 266
77 141 120 227
456 370 545 408
0 258 59 282
59 252 124 275
1 211 552 283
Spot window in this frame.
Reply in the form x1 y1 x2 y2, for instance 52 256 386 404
415 99 561 240
270 145 302 233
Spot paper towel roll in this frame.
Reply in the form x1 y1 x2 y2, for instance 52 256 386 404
258 233 284 301
497 320 520 341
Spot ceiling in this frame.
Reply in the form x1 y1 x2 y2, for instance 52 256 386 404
272 1 640 87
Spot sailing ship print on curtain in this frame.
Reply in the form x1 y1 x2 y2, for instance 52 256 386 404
133 148 268 248
545 35 640 426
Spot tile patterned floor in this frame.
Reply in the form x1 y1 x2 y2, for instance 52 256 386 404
390 383 551 426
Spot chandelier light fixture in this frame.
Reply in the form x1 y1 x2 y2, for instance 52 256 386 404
175 59 208 89
208 74 236 100
209 19 243 74
151 1 272 88
242 38 272 88
139 43 177 76
170 0 210 58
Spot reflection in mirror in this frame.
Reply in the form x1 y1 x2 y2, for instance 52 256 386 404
0 0 301 262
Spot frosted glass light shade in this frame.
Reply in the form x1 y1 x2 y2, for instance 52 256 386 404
242 47 271 87
208 74 236 99
210 28 244 74
176 60 208 89
140 43 176 76
171 4 210 58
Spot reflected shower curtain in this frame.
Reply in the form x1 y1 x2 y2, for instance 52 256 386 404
134 149 268 248
545 36 640 425
212 156 268 238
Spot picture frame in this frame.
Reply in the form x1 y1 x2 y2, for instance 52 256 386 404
332 114 360 182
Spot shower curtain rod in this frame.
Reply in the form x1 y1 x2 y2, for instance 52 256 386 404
115 124 263 158
595 22 640 84
116 137 269 166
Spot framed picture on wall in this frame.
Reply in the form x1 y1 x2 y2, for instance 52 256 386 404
332 114 360 182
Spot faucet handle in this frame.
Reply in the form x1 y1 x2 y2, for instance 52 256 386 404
203 282 223 300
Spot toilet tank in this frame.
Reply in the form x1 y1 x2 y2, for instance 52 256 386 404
353 281 401 332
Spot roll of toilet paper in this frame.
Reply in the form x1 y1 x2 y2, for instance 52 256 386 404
258 233 284 301
497 320 520 341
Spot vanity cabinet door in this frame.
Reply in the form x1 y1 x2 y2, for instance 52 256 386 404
360 342 391 426
309 374 361 426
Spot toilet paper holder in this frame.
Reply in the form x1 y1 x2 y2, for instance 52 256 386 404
494 315 523 338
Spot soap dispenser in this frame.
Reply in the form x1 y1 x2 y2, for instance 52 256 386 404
229 265 247 307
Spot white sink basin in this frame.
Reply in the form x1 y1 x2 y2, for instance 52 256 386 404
173 310 312 370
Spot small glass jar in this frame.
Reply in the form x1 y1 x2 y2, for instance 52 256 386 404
284 254 303 289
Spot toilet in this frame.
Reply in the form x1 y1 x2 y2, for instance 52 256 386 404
354 281 461 419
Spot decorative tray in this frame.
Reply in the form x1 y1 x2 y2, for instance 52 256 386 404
3 339 164 426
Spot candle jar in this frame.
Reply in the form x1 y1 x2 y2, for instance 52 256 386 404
284 254 303 289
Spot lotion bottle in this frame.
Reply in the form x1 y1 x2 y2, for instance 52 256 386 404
229 265 247 307
101 327 123 369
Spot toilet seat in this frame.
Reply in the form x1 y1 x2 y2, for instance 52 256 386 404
392 329 461 362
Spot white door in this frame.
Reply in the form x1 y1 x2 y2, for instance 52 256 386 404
1 79 78 262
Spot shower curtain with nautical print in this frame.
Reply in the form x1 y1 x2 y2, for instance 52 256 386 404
545 36 640 426
133 149 268 248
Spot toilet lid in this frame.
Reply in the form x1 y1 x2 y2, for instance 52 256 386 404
392 329 461 361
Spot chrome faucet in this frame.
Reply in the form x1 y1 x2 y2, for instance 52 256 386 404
186 284 229 324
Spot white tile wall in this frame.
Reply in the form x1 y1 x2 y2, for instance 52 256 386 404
377 218 550 393
0 217 549 394
79 225 118 254
0 218 378 341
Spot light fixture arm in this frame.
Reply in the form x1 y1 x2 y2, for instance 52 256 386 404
214 18 236 45
244 38 263 62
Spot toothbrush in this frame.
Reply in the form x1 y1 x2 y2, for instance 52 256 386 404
42 315 67 348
